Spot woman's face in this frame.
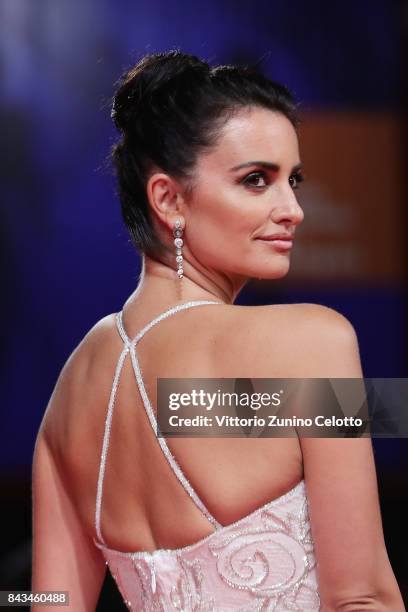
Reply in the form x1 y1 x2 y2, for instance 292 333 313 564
185 106 304 281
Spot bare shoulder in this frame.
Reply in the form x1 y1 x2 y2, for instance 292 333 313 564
32 316 114 607
221 302 362 378
281 302 362 377
285 301 357 331
38 313 119 462
243 301 356 331
225 301 355 329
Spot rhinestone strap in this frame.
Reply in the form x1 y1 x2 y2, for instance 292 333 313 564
122 300 223 530
129 341 222 530
95 300 224 544
117 300 223 348
95 343 130 544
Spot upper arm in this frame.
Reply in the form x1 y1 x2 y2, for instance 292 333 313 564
298 305 404 610
32 369 108 611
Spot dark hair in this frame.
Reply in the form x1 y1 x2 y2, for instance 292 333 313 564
110 49 299 259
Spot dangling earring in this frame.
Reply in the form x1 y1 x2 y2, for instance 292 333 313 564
173 218 184 279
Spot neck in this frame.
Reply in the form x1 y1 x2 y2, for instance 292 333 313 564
127 254 248 308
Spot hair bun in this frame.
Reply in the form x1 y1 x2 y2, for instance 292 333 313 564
111 49 210 131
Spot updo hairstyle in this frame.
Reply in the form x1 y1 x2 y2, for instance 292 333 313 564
110 49 298 258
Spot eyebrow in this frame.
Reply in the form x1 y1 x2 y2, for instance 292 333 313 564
229 161 303 173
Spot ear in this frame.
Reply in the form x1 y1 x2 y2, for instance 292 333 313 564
146 171 186 231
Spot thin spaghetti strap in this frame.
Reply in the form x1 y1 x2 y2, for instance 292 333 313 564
95 321 131 545
118 300 222 346
94 300 223 545
123 300 224 530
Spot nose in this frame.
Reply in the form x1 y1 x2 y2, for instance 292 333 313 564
270 185 304 227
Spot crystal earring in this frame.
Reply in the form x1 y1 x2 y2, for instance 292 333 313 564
173 218 184 279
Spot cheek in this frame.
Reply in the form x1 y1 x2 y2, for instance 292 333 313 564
186 187 256 267
188 183 261 236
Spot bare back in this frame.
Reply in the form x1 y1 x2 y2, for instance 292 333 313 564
49 301 310 555
35 300 406 611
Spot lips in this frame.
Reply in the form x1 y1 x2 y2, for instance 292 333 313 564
256 233 293 241
255 233 294 251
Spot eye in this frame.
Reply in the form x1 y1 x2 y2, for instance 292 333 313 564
241 171 268 189
289 172 305 190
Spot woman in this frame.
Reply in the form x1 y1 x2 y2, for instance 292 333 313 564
32 50 405 611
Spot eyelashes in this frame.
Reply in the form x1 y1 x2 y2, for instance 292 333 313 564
241 170 305 190
289 171 305 189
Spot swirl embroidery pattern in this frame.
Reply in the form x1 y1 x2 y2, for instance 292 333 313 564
207 495 319 610
97 481 321 611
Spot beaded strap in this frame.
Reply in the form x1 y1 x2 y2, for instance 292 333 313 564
95 300 224 543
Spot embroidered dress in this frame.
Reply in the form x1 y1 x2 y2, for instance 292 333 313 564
93 301 321 611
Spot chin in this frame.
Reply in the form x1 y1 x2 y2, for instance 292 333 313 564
252 259 291 280
252 270 290 281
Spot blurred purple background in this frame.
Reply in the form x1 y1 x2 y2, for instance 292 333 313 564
1 0 407 607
